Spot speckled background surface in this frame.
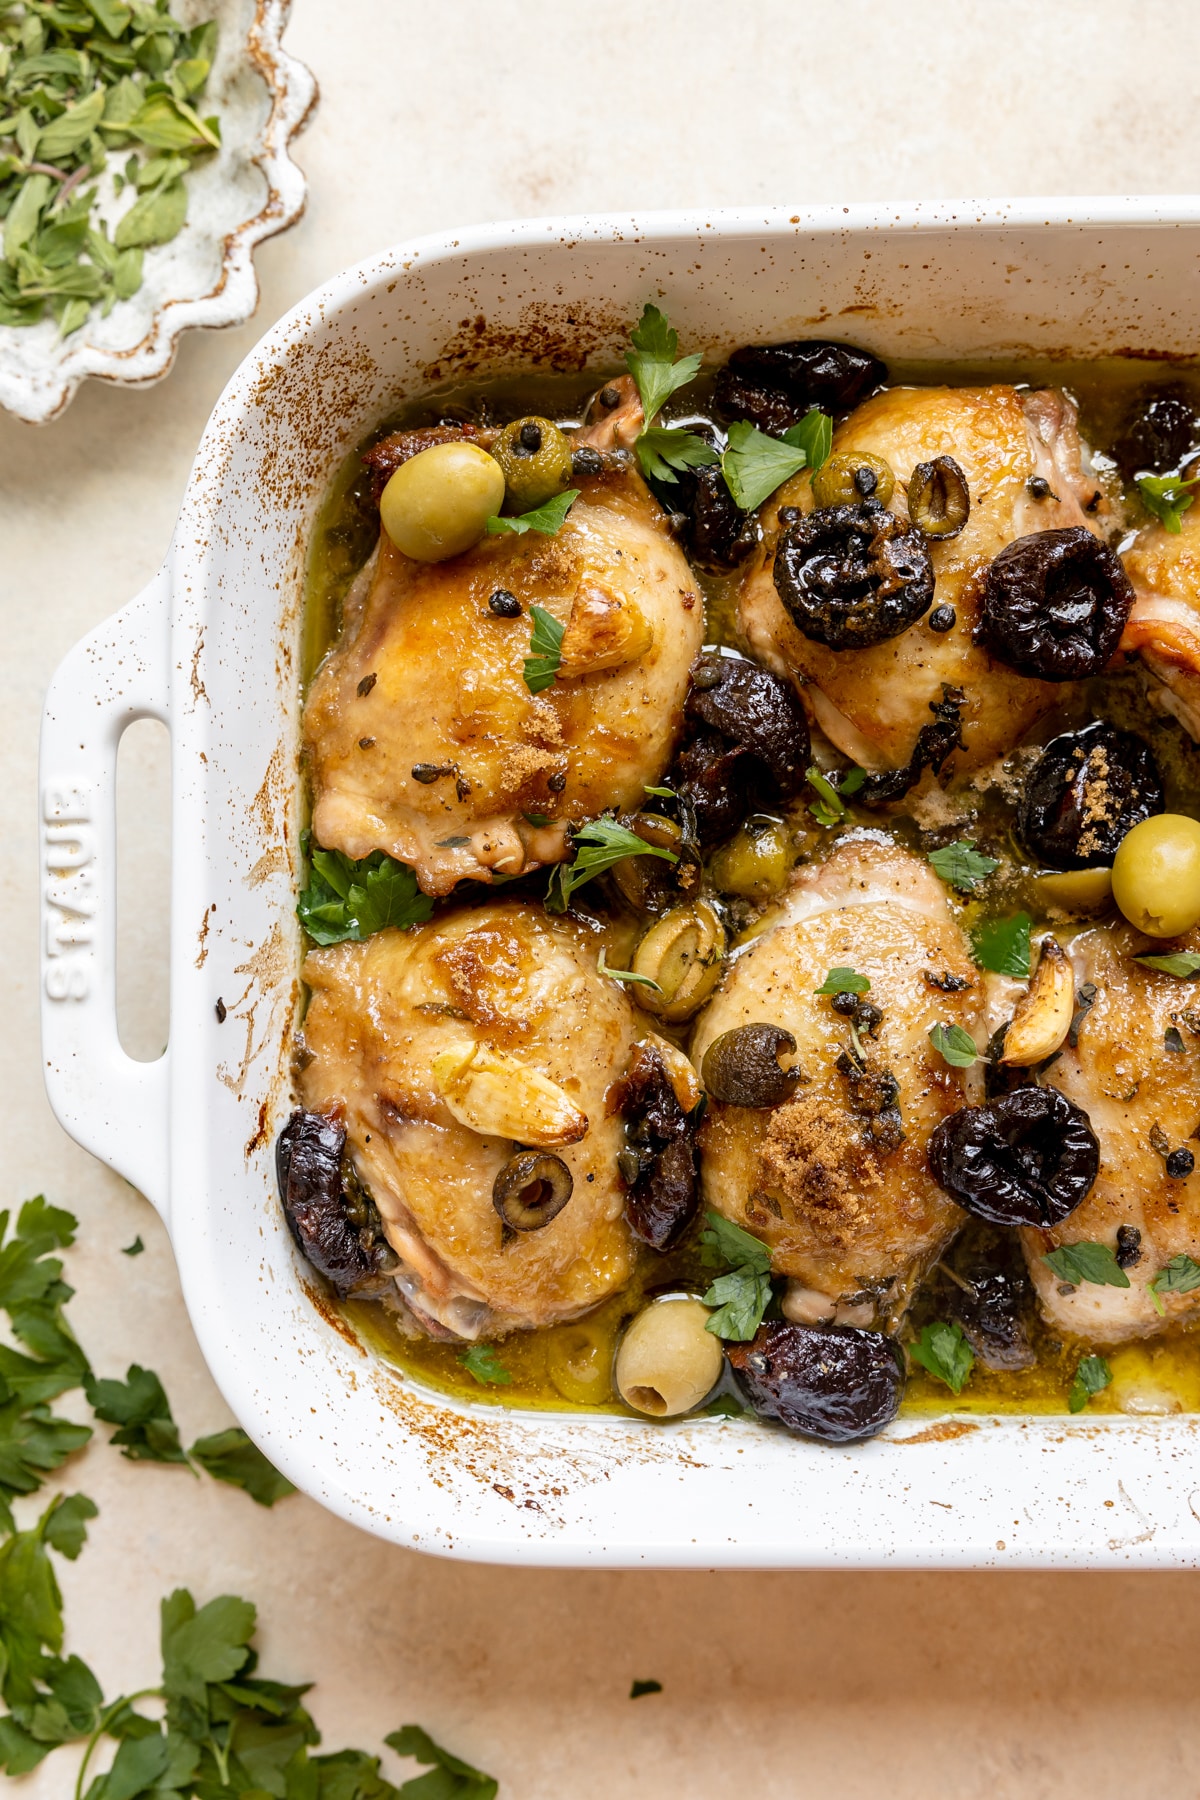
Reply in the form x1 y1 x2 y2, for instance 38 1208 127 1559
5 4 1200 1794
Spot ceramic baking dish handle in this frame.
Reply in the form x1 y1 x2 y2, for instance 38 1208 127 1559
39 568 172 1218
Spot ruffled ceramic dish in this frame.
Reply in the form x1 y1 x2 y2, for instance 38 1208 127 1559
0 0 315 425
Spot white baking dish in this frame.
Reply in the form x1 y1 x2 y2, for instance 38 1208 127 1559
40 201 1200 1567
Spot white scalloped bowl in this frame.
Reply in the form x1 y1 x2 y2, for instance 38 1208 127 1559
0 0 314 424
39 202 1200 1568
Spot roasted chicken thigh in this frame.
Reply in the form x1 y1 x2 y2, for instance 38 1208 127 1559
1121 502 1200 740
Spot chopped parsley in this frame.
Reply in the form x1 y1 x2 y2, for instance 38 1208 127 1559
297 844 432 944
545 817 678 913
815 967 870 996
1137 471 1199 534
699 1212 773 1342
624 303 703 427
928 1023 981 1068
909 1320 974 1394
1068 1354 1113 1413
1133 950 1200 978
636 426 718 484
927 839 1000 892
458 1344 512 1386
971 912 1032 979
523 603 565 694
1041 1241 1130 1289
486 487 579 538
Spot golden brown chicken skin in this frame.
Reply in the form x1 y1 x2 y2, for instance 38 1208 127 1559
1120 502 1200 740
690 837 982 1328
304 461 703 898
738 385 1105 773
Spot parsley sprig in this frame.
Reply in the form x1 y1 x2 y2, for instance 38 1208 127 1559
486 487 579 538
523 602 565 694
909 1320 974 1394
458 1344 511 1386
720 410 832 512
928 1023 981 1069
971 913 1032 979
1148 1253 1200 1315
815 967 870 997
1133 950 1200 978
927 839 1000 892
699 1212 773 1342
545 817 678 913
805 764 865 827
1137 471 1199 534
297 844 432 945
624 304 712 486
83 1365 294 1504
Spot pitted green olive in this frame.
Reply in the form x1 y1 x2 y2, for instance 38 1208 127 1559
810 450 895 511
907 455 970 539
492 415 575 512
709 819 792 899
546 1318 613 1406
379 441 505 562
610 814 700 912
615 1298 724 1417
630 900 726 1022
1112 814 1200 937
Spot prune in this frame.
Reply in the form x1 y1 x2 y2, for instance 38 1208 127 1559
717 339 887 420
685 653 810 796
773 504 935 650
979 528 1134 681
276 1110 398 1295
928 1085 1099 1228
618 1044 700 1251
711 369 804 437
686 463 760 569
728 1321 904 1442
674 733 755 846
1017 722 1164 870
1115 387 1199 479
923 1222 1036 1371
701 1023 803 1108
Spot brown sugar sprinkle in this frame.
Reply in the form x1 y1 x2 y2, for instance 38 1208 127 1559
757 1089 882 1228
1073 742 1119 861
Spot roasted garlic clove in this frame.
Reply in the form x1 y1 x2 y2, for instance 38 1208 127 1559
1000 936 1075 1066
639 1031 703 1114
432 1044 588 1144
557 584 653 677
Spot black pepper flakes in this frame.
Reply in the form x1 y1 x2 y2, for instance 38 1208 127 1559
357 672 377 696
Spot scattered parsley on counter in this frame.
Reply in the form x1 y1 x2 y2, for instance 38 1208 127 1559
388 1723 499 1799
699 1212 773 1342
458 1345 511 1386
121 1236 144 1256
1068 1355 1113 1414
298 843 432 945
487 487 579 539
928 1023 981 1069
188 1429 296 1507
84 1363 187 1464
1041 1241 1130 1289
927 839 1000 892
1136 471 1198 534
815 967 870 997
630 1679 663 1699
1132 950 1200 978
522 602 565 694
971 912 1032 979
545 817 678 913
909 1321 974 1395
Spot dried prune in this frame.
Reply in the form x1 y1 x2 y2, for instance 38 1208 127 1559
979 528 1134 681
717 339 887 419
618 1044 700 1251
728 1321 904 1442
711 369 804 437
856 687 965 806
276 1110 398 1295
686 463 760 569
685 653 810 796
1017 722 1164 870
1115 387 1199 479
928 1085 1099 1228
923 1222 1036 1371
673 732 755 846
773 504 935 650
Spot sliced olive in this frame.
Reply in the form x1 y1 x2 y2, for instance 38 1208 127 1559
701 1023 802 1108
631 901 726 1023
609 812 700 912
907 455 970 539
491 415 574 512
1017 722 1164 871
810 451 895 511
728 1320 904 1443
979 528 1134 681
492 1151 574 1231
773 504 935 650
928 1085 1099 1228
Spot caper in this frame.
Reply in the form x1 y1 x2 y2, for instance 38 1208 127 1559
491 415 575 512
615 1298 724 1418
810 450 895 511
1112 814 1200 937
701 1023 803 1108
709 819 792 900
907 455 970 539
379 441 505 562
630 901 726 1023
492 1151 573 1232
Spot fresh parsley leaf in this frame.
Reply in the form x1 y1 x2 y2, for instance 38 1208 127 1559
1150 1253 1200 1305
1133 951 1200 977
545 817 678 913
387 1722 499 1800
1068 1354 1113 1413
458 1344 511 1386
83 1364 188 1465
1041 1241 1131 1289
1137 471 1199 534
909 1321 974 1394
971 912 1032 978
805 765 858 828
782 409 834 472
161 1588 257 1703
700 1393 750 1418
814 967 870 996
188 1428 296 1507
0 1385 92 1534
928 1023 981 1068
636 426 718 484
298 846 432 945
121 1236 144 1256
486 487 579 538
624 303 703 427
721 420 808 512
522 603 565 694
927 839 1000 892
0 1492 97 1725
699 1211 772 1275
630 1679 663 1699
699 1212 772 1342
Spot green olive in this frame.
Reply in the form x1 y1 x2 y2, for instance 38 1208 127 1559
492 415 575 512
810 450 895 511
379 441 505 562
1112 814 1200 937
709 819 792 899
615 1298 723 1417
546 1319 613 1406
630 900 726 1023
1035 867 1114 915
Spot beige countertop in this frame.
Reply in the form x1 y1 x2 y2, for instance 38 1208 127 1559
4 3 1200 1793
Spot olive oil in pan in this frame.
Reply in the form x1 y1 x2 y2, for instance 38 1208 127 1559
300 355 1200 1424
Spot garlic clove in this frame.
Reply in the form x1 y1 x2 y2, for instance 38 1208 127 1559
432 1044 588 1145
557 584 653 677
1000 936 1075 1066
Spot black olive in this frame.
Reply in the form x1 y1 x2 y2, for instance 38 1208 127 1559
618 1044 700 1251
715 339 887 427
1115 387 1199 480
907 456 970 539
1017 721 1164 870
773 504 935 650
728 1321 904 1443
492 1151 573 1232
921 1221 1037 1371
684 653 810 797
701 1024 803 1108
928 604 957 633
276 1110 398 1295
979 528 1134 681
488 589 522 617
928 1086 1100 1228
